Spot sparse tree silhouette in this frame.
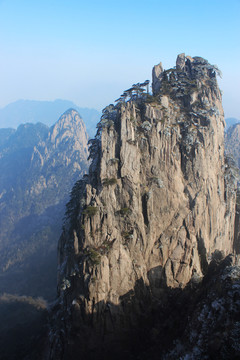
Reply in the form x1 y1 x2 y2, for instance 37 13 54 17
113 79 150 105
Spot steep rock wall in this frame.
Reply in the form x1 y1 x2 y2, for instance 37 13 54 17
50 55 237 358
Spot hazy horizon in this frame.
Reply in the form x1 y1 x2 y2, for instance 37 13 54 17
0 0 239 119
0 98 101 112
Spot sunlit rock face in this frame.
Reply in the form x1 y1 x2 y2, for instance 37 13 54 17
50 55 238 359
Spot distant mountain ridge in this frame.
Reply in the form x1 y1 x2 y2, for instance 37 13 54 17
0 99 101 137
0 109 89 300
225 117 240 130
225 122 240 169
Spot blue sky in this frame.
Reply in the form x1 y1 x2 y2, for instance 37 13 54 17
0 0 239 118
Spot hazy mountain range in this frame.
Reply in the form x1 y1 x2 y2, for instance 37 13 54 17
0 109 89 301
225 122 240 170
225 117 240 130
0 99 101 138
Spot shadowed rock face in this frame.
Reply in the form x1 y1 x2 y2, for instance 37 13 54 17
163 254 240 360
50 55 238 358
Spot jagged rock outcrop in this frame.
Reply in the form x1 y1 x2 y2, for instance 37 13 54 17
0 109 89 300
176 53 186 70
50 55 238 359
152 61 163 94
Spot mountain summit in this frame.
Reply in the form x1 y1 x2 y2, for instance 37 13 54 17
50 55 239 359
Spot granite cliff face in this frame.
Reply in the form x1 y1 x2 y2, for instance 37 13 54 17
50 55 238 359
0 109 89 300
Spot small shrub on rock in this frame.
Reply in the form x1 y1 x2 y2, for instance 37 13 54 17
102 178 118 186
83 206 98 217
85 247 101 266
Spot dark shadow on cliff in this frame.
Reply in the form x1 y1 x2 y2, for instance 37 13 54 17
49 254 240 360
49 270 210 359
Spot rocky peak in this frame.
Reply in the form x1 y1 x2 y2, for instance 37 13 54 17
49 109 88 149
152 53 222 102
176 52 185 70
50 55 238 359
30 109 89 172
152 61 163 94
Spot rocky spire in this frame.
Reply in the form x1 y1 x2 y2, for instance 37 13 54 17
152 61 163 94
176 52 185 70
49 55 238 359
